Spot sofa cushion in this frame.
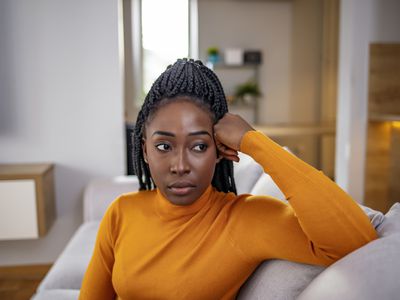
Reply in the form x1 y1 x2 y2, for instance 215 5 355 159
237 260 325 300
37 222 100 291
376 202 400 237
360 204 386 231
297 202 400 300
250 173 286 201
31 289 79 300
233 152 264 195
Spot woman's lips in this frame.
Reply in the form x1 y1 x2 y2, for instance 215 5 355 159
169 186 195 196
168 182 196 196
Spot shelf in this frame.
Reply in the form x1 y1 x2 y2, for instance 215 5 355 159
253 123 335 137
369 113 400 122
212 62 261 123
213 63 260 70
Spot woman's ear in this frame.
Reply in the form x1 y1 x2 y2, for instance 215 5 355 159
142 138 148 163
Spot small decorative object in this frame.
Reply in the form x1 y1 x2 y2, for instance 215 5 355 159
0 163 55 240
226 95 235 104
225 48 244 65
234 81 261 105
244 50 262 65
207 47 220 65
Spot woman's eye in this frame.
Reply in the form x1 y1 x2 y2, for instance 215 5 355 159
155 143 171 151
193 144 208 152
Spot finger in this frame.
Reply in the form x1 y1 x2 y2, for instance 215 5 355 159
217 147 238 159
220 148 238 156
223 154 240 162
218 152 240 162
217 148 238 159
215 141 238 155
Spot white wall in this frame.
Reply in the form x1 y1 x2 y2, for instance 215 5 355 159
335 0 400 202
198 0 293 124
0 0 124 265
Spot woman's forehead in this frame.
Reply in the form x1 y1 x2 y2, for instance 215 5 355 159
146 101 214 133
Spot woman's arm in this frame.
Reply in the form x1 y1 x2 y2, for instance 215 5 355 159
214 114 378 266
79 201 118 299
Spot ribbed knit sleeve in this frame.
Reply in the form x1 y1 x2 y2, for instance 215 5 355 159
79 200 119 300
229 130 378 266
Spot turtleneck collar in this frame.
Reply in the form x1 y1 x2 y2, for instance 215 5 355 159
155 185 214 222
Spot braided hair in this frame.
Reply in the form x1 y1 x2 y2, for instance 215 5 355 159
133 58 237 194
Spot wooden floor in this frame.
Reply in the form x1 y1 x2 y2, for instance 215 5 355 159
0 264 52 300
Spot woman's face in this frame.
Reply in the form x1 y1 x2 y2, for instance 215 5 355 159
143 99 220 206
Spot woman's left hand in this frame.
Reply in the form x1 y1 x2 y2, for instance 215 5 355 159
213 113 254 162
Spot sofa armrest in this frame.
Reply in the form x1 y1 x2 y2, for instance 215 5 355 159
297 203 400 300
32 289 80 300
83 175 139 222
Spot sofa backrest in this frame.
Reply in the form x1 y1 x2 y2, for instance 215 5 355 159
83 176 140 222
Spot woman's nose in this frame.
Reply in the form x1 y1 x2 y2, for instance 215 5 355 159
170 150 190 175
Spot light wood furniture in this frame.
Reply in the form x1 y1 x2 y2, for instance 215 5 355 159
0 163 55 240
254 123 335 137
0 264 52 300
254 123 336 178
364 43 400 213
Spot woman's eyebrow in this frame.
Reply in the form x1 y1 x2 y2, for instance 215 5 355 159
151 130 211 137
152 131 174 137
188 130 211 137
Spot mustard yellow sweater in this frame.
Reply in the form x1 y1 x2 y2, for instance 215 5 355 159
79 131 377 300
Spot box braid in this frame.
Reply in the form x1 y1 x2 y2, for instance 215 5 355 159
133 58 237 194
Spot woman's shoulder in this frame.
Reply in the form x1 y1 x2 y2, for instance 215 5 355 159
222 193 292 238
227 192 289 217
211 186 286 214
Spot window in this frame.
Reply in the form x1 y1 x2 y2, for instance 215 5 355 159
122 0 197 116
141 0 190 94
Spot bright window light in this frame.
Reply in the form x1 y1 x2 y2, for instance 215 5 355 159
141 0 189 94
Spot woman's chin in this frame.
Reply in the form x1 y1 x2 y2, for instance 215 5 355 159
164 187 201 206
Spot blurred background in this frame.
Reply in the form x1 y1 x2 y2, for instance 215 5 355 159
0 0 399 297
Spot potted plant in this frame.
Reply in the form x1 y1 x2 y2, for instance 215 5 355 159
207 47 220 64
234 81 261 105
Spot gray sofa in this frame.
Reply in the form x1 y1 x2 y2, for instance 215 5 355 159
32 152 400 299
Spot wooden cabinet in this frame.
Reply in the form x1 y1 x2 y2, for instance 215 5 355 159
0 163 55 240
254 123 336 178
364 43 400 213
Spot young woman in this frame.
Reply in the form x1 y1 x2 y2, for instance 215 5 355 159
79 58 377 299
